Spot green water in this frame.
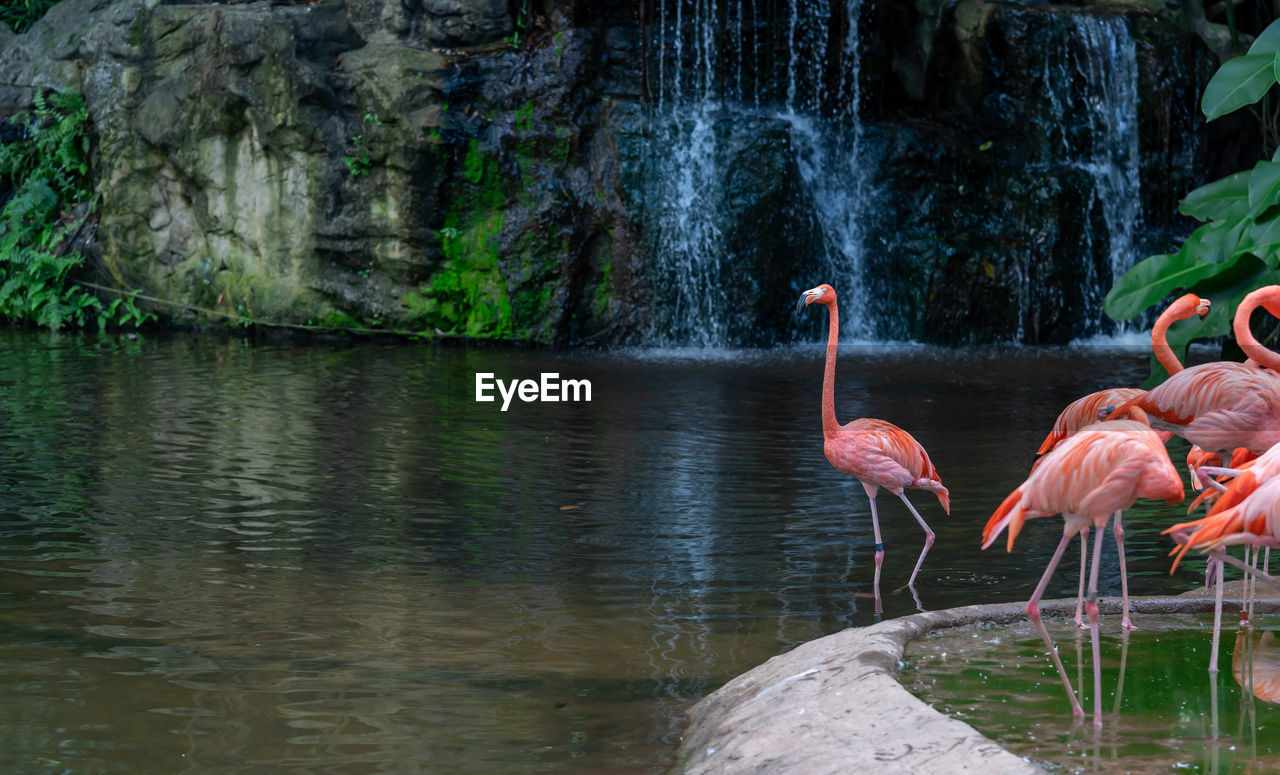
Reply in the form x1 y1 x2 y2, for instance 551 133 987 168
904 615 1280 773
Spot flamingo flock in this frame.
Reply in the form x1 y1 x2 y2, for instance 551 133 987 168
797 282 1280 729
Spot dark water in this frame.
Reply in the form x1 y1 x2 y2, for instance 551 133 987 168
0 331 1218 773
904 617 1280 773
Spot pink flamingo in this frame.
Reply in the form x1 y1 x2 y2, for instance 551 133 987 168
1166 476 1280 628
797 284 949 613
1154 286 1280 669
1239 285 1280 370
982 417 1184 727
1034 293 1207 630
1110 292 1280 466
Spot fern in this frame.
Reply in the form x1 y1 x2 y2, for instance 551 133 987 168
0 89 155 331
0 0 60 34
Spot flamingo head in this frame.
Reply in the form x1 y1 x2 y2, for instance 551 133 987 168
795 284 835 317
1169 293 1211 320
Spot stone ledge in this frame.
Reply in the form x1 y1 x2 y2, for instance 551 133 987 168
674 586 1280 774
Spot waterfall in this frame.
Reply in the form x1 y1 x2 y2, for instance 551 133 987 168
641 4 1151 346
1037 13 1143 339
781 0 869 340
646 0 869 345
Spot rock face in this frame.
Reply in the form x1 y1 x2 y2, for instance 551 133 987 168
0 0 644 342
0 0 1257 344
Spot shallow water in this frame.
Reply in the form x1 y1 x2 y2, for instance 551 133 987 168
904 616 1280 773
0 332 1222 772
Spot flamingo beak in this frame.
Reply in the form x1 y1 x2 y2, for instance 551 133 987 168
1197 299 1211 318
795 288 821 317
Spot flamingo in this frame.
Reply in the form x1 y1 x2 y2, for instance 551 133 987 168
1109 288 1280 466
982 418 1183 726
1165 476 1280 602
1238 285 1280 371
1165 442 1280 668
1034 293 1207 630
796 284 949 614
1154 286 1280 669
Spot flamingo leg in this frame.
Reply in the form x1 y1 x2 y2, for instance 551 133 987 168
1086 518 1107 728
1074 527 1089 630
1113 510 1134 631
1194 465 1231 493
1026 532 1085 718
1211 553 1224 673
868 492 884 615
1247 545 1260 627
1213 546 1280 591
1112 630 1129 714
896 491 934 589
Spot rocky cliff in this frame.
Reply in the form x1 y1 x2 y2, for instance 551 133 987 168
0 0 1259 344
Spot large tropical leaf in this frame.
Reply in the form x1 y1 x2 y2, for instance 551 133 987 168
1250 160 1280 216
1246 211 1280 265
1254 17 1280 55
1104 242 1241 320
1181 169 1251 221
1203 54 1277 120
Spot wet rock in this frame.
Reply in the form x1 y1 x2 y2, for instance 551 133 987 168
0 0 644 342
422 0 512 47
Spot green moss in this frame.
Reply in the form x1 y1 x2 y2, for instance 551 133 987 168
411 208 513 338
463 138 485 185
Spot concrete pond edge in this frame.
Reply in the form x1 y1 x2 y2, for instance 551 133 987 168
673 587 1280 774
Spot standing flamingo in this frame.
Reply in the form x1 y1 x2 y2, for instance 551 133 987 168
982 418 1183 727
1166 476 1280 593
796 284 949 613
1137 286 1280 670
1034 293 1207 630
1168 441 1280 669
1110 289 1280 465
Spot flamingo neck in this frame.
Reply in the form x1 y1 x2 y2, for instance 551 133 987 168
1150 311 1183 375
821 300 840 436
1236 296 1280 371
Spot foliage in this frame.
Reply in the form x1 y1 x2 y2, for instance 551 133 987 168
1104 19 1280 382
0 0 59 34
0 90 155 331
506 0 529 48
341 112 382 179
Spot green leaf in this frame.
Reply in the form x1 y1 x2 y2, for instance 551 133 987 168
1104 245 1239 320
1253 18 1280 56
1250 161 1280 215
1188 216 1248 265
1246 213 1280 265
1180 169 1251 221
1203 54 1277 120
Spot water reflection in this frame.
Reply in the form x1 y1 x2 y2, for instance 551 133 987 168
0 333 1219 772
906 616 1280 773
1234 630 1280 704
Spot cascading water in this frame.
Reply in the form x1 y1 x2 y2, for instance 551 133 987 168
641 4 1167 346
1037 13 1143 339
645 0 870 345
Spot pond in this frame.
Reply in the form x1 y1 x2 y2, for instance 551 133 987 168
903 615 1280 774
0 331 1224 773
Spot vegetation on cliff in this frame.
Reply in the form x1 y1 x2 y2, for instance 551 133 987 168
0 89 152 330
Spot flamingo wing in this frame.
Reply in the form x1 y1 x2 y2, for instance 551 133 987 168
1037 388 1145 456
827 418 949 512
